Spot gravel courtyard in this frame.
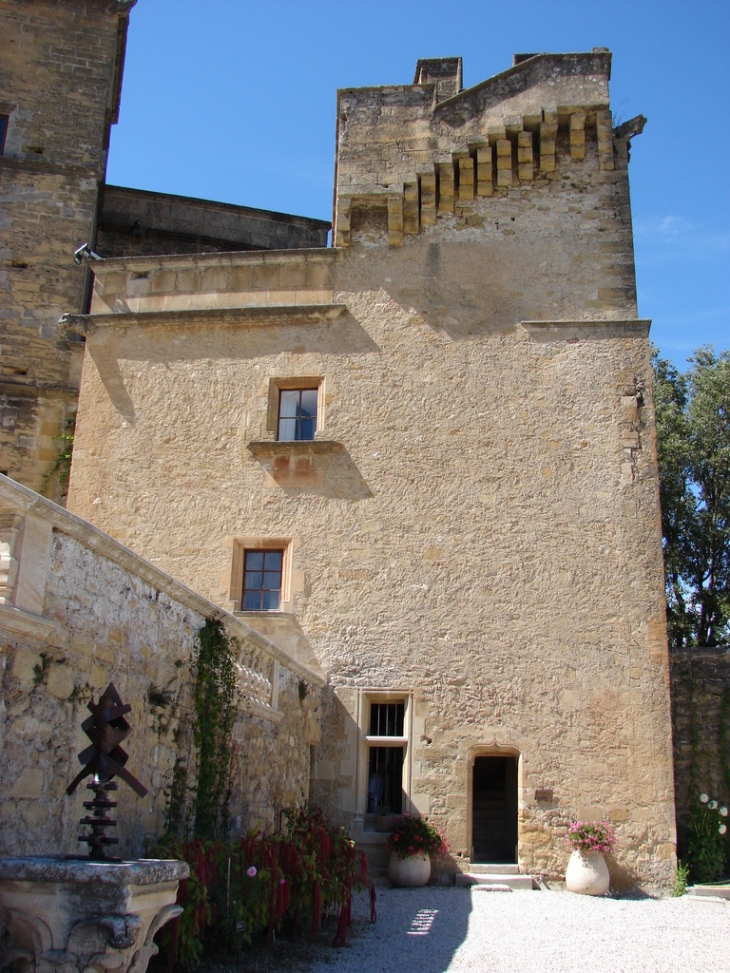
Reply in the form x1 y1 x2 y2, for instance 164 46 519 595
218 886 730 973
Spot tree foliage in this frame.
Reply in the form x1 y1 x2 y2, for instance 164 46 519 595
652 346 730 648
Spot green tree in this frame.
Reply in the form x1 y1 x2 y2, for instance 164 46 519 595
652 346 730 648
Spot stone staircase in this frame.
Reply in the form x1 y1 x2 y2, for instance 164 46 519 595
455 863 536 890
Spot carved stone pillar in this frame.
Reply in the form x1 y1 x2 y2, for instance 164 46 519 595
0 857 188 973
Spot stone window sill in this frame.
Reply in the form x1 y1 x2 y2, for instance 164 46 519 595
247 440 344 457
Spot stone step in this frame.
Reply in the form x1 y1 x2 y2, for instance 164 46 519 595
456 872 536 890
468 863 519 875
686 884 730 900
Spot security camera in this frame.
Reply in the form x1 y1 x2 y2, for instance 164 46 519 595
73 243 102 265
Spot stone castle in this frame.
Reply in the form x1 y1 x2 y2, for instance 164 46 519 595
0 0 695 890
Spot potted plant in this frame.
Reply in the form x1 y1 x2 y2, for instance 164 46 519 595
564 820 616 895
386 815 448 887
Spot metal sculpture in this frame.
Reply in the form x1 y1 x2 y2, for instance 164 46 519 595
66 683 148 860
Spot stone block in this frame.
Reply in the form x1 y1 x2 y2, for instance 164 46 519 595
9 768 43 800
10 647 42 687
458 158 474 200
46 663 75 699
420 172 437 224
438 163 454 212
403 183 419 235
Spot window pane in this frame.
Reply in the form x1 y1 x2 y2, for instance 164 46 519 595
263 551 282 570
246 551 263 570
279 417 297 441
299 389 318 417
245 570 263 590
262 589 280 610
298 417 316 441
243 590 262 611
280 390 299 418
263 571 280 589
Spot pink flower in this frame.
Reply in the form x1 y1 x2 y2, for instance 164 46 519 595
280 878 287 884
247 866 257 878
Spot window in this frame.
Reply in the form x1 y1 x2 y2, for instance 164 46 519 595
228 536 293 614
0 116 8 155
242 549 283 610
366 698 408 816
278 388 318 441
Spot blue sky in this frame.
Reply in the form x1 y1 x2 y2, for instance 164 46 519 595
107 0 728 367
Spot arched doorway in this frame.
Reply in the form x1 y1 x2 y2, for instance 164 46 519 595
471 754 518 863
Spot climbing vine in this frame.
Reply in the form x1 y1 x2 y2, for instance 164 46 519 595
192 618 237 840
41 417 75 501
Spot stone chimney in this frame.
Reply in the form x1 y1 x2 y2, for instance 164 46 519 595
413 57 463 101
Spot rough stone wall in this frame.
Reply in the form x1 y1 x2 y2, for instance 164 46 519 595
670 648 730 856
0 474 323 857
66 54 676 889
97 185 331 258
0 0 133 494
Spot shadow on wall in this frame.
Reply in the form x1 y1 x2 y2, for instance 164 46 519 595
246 443 373 501
83 310 379 425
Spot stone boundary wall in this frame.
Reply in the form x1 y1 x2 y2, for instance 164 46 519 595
670 647 730 854
0 474 324 857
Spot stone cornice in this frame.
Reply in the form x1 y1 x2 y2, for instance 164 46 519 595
62 305 347 334
0 603 60 640
88 247 339 275
0 475 325 687
521 319 651 337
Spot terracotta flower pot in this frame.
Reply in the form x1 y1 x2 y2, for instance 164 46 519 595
388 852 431 887
565 850 610 895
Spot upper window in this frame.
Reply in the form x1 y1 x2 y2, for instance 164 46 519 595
278 388 318 441
370 701 405 737
0 116 8 155
243 549 283 611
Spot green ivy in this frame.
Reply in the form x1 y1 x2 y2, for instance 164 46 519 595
193 619 237 840
32 653 50 687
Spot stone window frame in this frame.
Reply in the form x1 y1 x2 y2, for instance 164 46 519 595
266 377 325 441
229 536 293 614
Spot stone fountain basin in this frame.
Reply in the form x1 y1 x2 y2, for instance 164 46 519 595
0 857 189 973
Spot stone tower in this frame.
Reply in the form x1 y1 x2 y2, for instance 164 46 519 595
0 1 329 496
0 0 137 494
66 52 676 886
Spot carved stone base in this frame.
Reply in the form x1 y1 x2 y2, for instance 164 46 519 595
0 857 189 973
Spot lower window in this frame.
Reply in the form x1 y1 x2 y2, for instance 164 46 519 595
367 746 404 814
243 549 283 611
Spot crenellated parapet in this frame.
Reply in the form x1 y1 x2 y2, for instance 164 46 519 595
334 51 637 247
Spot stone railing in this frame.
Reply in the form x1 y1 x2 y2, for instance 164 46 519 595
0 473 324 720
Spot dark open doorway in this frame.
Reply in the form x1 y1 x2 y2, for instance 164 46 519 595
472 755 518 863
